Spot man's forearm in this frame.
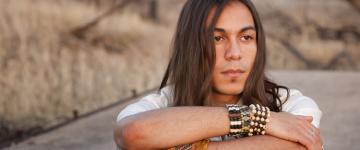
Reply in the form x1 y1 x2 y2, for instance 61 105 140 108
116 107 230 149
207 135 306 150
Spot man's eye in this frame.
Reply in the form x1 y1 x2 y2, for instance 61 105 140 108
214 36 224 42
240 35 254 41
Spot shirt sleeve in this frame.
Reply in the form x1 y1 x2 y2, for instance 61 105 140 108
116 87 172 122
281 89 323 128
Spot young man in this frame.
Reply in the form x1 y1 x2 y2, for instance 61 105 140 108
114 0 323 149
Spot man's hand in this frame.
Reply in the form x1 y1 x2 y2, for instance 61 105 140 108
266 112 323 150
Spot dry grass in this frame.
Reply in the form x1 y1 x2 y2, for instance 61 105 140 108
0 0 173 139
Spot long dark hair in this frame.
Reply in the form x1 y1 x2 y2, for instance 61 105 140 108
159 0 289 112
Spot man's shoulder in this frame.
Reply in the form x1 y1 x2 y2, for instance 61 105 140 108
278 88 303 101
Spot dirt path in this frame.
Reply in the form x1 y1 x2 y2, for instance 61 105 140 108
5 71 360 150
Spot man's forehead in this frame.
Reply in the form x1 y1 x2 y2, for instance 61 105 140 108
207 1 255 31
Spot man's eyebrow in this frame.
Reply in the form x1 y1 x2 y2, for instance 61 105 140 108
214 26 256 33
240 26 256 32
214 28 226 33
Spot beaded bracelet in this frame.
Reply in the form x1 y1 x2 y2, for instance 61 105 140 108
225 104 270 137
225 104 250 137
226 104 246 136
249 104 270 136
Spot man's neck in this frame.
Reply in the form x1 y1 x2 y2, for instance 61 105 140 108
207 93 240 107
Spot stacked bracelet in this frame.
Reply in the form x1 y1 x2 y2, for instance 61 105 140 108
225 104 270 137
226 104 248 136
249 104 270 136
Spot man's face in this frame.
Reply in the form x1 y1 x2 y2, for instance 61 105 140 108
210 1 257 96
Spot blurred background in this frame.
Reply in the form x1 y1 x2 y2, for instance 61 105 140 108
0 0 359 149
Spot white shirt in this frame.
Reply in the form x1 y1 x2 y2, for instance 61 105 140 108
116 86 322 142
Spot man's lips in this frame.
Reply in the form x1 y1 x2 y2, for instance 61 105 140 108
221 69 245 77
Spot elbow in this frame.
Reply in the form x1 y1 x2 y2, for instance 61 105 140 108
114 119 145 149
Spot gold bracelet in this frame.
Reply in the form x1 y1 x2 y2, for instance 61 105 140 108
167 139 209 150
193 139 210 150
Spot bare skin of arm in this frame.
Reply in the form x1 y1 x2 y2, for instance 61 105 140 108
114 107 310 149
115 107 229 149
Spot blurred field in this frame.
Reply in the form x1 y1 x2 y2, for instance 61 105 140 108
256 0 360 70
0 0 177 143
0 0 359 147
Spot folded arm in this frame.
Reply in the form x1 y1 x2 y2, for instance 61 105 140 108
114 106 314 150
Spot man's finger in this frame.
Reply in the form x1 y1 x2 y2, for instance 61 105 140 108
296 115 313 122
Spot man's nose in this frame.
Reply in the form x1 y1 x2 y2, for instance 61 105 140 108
225 40 242 60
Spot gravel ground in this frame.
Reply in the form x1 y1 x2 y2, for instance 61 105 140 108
4 71 360 150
